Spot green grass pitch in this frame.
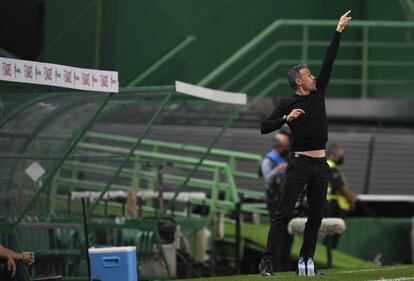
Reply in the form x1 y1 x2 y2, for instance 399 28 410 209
179 265 414 281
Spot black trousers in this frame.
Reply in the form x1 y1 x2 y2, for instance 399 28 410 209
263 153 330 261
266 201 294 272
0 261 27 281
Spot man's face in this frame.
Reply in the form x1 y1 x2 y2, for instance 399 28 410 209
297 68 316 92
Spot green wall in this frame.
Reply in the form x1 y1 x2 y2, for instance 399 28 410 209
40 2 349 79
337 217 412 264
37 1 412 97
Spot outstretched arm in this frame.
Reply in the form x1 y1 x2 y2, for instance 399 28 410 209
317 10 352 92
260 101 287 134
0 245 35 266
261 106 305 134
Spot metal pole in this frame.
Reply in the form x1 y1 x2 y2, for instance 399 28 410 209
235 194 243 274
363 136 375 194
67 193 72 214
81 198 92 281
157 164 164 217
104 200 108 218
361 26 369 98
326 235 333 268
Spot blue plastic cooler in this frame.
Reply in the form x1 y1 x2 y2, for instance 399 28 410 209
88 246 137 281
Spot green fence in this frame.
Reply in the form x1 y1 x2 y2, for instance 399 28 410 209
0 85 255 279
56 130 265 219
199 19 414 105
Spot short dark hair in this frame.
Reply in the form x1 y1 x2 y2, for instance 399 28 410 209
287 64 308 90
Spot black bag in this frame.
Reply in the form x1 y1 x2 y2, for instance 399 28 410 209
265 174 284 202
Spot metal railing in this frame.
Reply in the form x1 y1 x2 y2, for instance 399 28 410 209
198 19 414 103
54 131 267 221
85 131 262 177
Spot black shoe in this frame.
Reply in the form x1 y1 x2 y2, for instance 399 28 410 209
258 259 273 276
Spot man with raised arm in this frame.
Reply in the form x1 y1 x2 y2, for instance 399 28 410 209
258 11 352 276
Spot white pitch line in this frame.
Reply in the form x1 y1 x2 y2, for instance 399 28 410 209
368 277 414 281
337 267 406 274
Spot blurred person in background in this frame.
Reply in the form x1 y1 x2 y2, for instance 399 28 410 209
325 143 357 248
261 133 290 217
260 132 291 272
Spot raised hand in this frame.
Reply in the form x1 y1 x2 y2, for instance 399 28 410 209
337 10 352 33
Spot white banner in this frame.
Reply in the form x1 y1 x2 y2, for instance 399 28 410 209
0 57 118 93
175 80 247 105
